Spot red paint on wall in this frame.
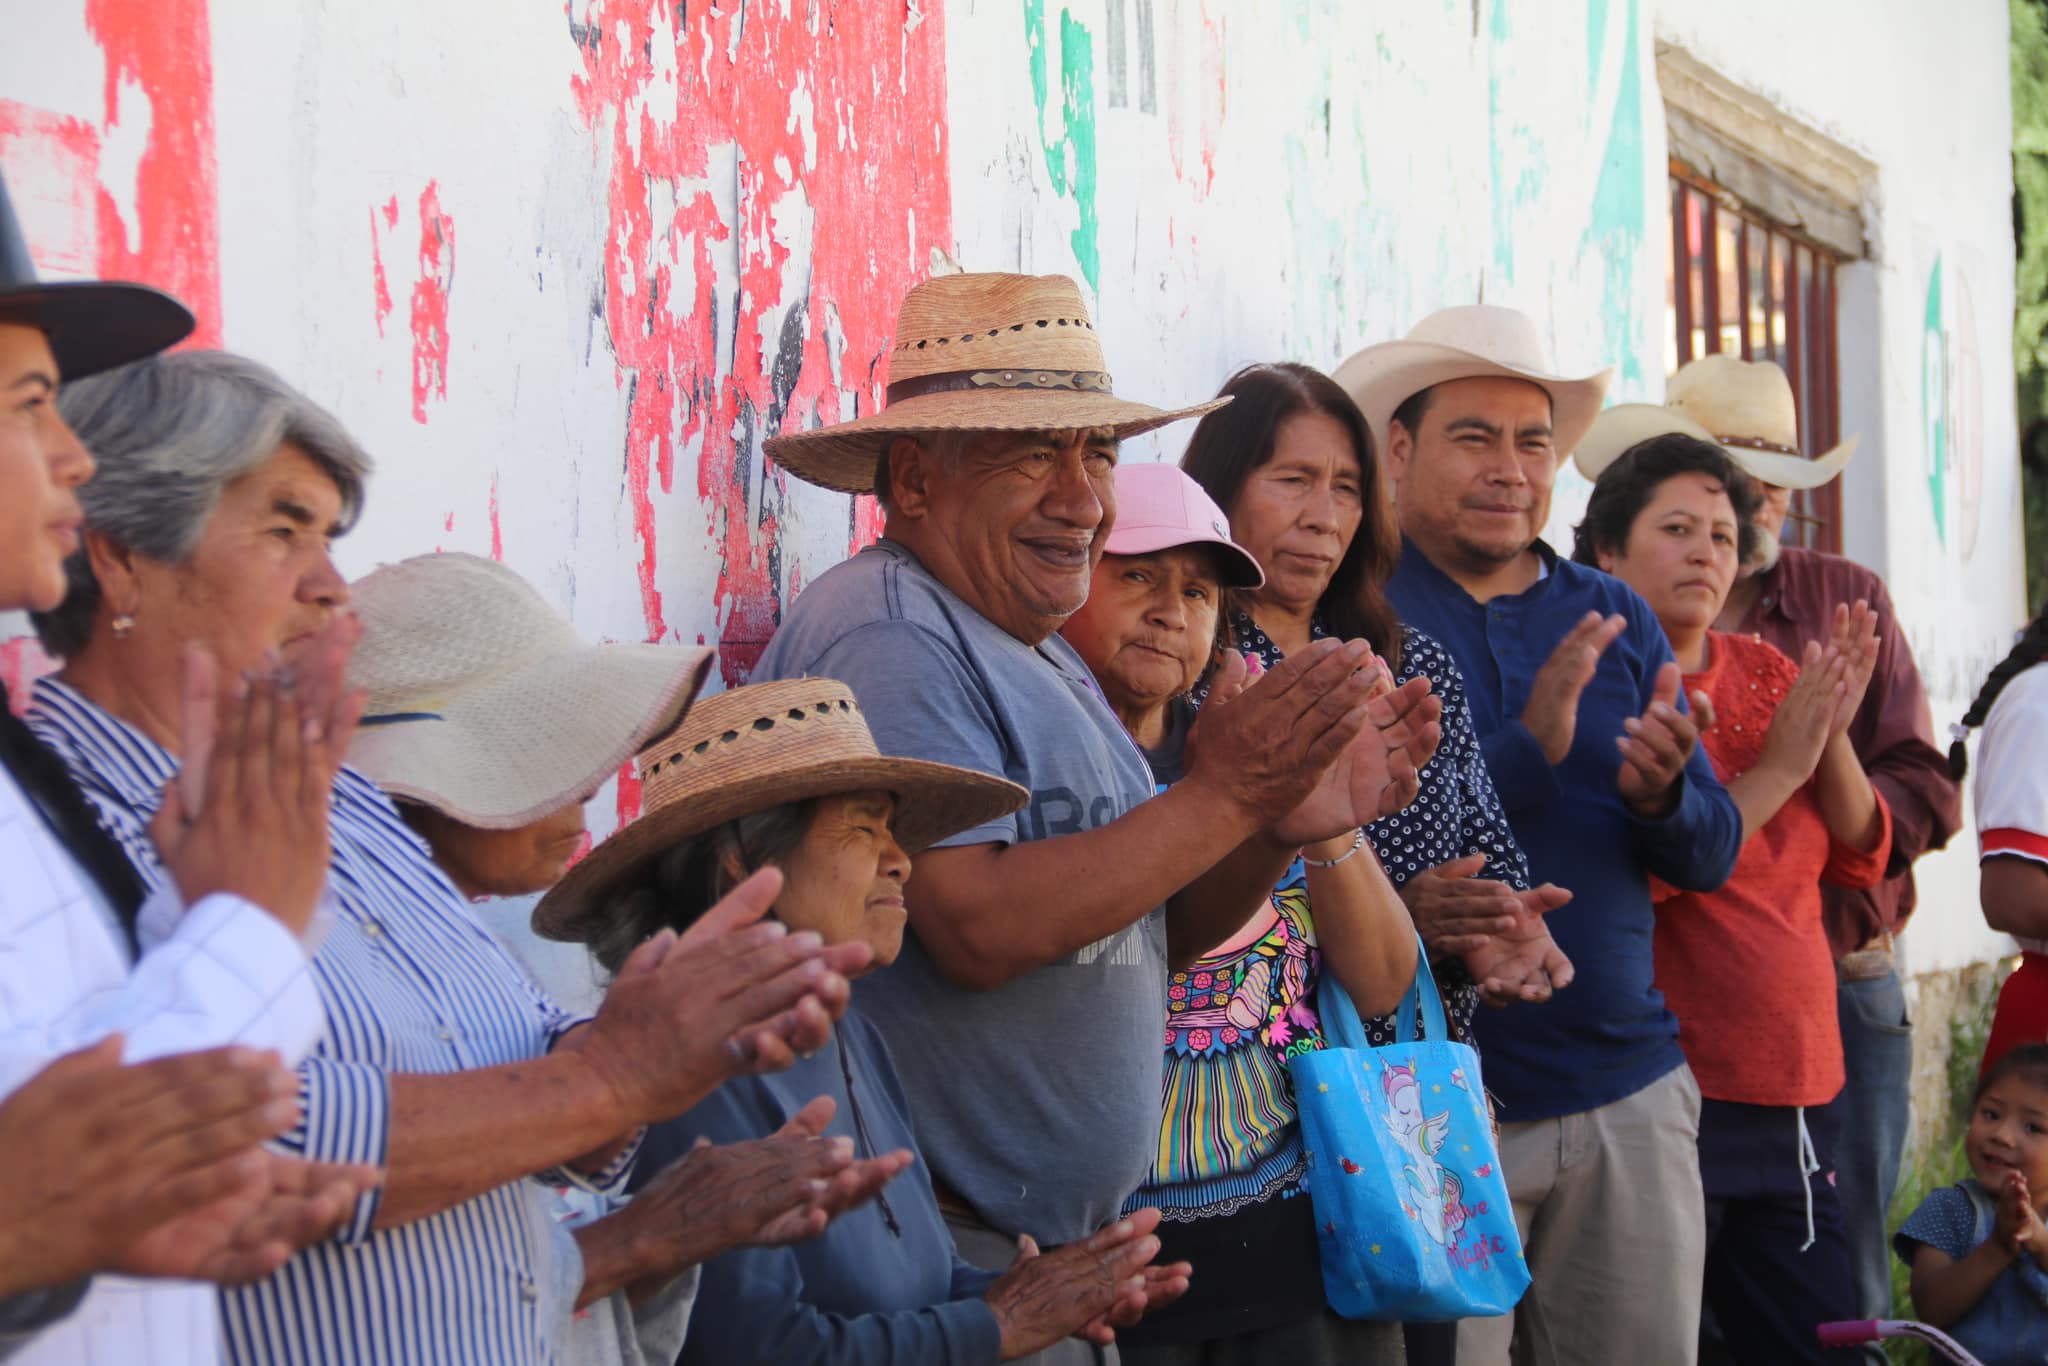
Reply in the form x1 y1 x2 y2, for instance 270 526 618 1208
488 474 503 562
409 182 455 424
0 102 102 276
570 2 951 676
84 0 224 344
371 207 394 337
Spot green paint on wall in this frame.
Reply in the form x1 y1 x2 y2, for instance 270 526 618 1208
1059 11 1100 288
1925 255 1949 542
1580 0 1647 391
1022 1 1101 289
1485 0 1535 286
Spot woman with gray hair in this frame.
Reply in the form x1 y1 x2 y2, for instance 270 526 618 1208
27 349 876 1366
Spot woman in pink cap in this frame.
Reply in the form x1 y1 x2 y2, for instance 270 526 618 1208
1060 457 1418 1366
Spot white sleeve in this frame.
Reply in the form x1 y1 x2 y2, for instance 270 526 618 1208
0 878 325 1097
1976 666 2048 867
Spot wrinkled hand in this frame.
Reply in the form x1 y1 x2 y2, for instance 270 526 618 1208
152 636 364 936
1397 854 1520 960
1185 638 1384 824
0 1039 307 1296
1267 670 1442 844
117 1149 381 1285
613 1096 911 1283
574 869 871 1127
985 1208 1189 1360
1757 639 1850 784
1075 1262 1194 1347
1821 600 1880 737
1522 613 1625 764
1460 885 1575 1006
1615 664 1701 818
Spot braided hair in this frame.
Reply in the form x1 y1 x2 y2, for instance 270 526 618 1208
1950 609 2048 779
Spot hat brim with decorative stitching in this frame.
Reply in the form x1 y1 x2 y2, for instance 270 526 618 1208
764 273 1228 495
533 677 1027 944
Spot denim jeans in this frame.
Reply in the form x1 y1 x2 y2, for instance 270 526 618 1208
1835 970 1912 1365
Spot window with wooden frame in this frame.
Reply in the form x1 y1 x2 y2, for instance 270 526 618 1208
1666 165 1845 554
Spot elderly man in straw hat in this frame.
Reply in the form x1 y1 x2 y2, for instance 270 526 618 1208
1337 306 1743 1366
1672 354 1960 1349
756 272 1443 1364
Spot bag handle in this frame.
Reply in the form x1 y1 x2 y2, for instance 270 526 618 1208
1318 930 1447 1049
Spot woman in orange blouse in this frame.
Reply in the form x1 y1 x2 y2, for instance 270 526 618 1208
1569 419 1891 1365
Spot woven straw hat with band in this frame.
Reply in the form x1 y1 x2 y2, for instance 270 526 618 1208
765 272 1229 495
533 678 1026 943
345 553 715 830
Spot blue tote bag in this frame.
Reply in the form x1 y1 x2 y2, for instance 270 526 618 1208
1288 937 1530 1321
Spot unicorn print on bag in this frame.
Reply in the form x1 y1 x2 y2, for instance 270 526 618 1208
1383 1059 1459 1247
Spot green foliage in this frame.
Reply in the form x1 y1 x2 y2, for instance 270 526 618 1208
2017 0 2048 609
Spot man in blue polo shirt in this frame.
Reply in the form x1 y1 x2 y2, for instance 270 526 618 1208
1338 306 1742 1366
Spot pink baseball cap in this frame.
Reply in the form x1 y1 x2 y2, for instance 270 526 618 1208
1105 462 1265 588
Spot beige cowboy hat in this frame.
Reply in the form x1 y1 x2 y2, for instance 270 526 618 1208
532 677 1027 943
765 272 1229 494
345 553 715 830
1630 353 1858 490
1332 305 1614 458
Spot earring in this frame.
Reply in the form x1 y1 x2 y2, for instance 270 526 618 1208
110 614 135 639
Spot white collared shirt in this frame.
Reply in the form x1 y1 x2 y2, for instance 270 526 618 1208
0 757 324 1366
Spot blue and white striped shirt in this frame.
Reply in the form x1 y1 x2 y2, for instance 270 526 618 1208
30 679 638 1365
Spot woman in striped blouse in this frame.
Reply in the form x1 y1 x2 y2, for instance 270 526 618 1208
27 349 873 1365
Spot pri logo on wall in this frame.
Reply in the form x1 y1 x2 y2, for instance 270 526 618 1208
1922 253 1984 562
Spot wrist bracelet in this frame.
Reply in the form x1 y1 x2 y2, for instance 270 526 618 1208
1301 827 1368 868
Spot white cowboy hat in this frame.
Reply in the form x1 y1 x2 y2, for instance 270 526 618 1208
1658 353 1857 490
345 553 715 830
765 272 1228 494
1332 305 1614 457
532 677 1027 942
1571 404 1727 483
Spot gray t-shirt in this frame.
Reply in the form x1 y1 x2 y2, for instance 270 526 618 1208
755 539 1164 1245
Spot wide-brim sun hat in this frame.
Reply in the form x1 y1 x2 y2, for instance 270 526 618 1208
0 171 194 379
1661 353 1857 491
533 677 1028 943
764 272 1229 495
1332 304 1614 458
345 552 715 830
1571 405 1729 483
1103 462 1265 588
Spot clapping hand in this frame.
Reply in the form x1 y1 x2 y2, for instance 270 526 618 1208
1615 663 1703 819
574 869 872 1129
984 1208 1191 1359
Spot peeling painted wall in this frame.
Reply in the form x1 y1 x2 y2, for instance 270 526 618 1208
0 1 2020 975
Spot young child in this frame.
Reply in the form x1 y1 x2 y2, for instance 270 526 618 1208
1895 1044 2048 1364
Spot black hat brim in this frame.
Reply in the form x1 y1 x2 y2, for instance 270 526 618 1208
0 280 195 380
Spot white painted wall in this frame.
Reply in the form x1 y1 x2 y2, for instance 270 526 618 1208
0 0 2022 987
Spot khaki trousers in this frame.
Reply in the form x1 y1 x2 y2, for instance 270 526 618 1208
1456 1063 1706 1366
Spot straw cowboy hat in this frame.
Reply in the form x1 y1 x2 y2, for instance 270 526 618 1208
1573 353 1857 490
1332 305 1614 458
765 272 1228 495
345 553 715 830
533 678 1027 942
0 170 194 379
